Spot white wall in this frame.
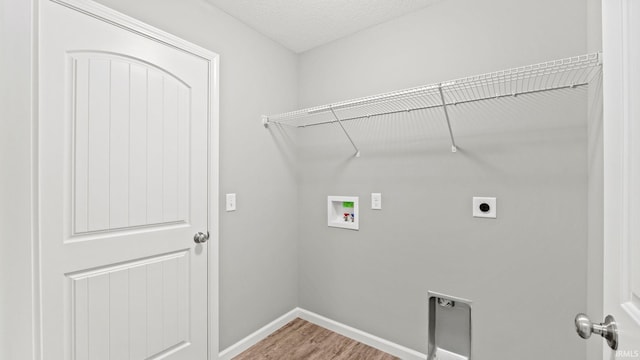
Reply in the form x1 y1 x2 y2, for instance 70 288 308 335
298 0 588 108
296 0 590 358
67 0 301 351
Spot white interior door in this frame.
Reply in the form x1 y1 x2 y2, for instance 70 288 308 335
603 0 640 358
39 1 217 359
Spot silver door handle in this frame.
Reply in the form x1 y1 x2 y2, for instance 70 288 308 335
575 313 618 350
194 231 209 244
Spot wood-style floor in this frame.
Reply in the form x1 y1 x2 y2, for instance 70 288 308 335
232 318 400 360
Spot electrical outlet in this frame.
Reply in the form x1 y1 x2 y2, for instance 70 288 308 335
226 193 236 212
473 197 496 218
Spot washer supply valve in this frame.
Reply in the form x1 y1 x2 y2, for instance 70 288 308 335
343 213 350 222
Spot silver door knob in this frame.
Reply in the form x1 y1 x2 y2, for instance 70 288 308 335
193 232 209 244
575 313 618 350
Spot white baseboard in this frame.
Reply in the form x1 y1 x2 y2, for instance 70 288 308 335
218 307 427 360
297 308 427 360
218 308 299 360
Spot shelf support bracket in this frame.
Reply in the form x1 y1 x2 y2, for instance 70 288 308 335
438 85 458 153
330 107 361 157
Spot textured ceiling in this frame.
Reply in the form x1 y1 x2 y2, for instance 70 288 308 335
204 0 442 53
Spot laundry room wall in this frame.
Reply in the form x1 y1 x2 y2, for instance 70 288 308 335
2 0 605 359
296 0 590 358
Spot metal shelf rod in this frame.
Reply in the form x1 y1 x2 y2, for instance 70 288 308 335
330 107 361 158
438 85 457 153
306 84 442 115
266 53 600 124
263 53 602 156
274 81 591 128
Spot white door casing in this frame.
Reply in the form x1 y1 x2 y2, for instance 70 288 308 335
603 0 640 358
38 0 219 359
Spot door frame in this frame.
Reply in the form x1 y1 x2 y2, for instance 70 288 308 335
0 0 39 359
32 0 220 358
603 0 640 357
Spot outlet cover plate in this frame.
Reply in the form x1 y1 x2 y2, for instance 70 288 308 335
473 197 496 218
371 193 382 210
226 193 236 212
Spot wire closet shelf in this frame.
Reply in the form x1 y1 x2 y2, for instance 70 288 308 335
262 52 602 156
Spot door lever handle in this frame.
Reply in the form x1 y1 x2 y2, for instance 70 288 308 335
575 313 618 350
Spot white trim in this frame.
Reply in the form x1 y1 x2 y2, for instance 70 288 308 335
207 22 221 360
219 308 427 360
49 0 218 61
603 0 640 356
32 1 41 358
218 308 300 360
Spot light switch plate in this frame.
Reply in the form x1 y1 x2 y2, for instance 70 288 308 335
371 193 382 210
473 197 496 218
226 193 236 212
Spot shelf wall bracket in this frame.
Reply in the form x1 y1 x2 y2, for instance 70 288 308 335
438 85 458 153
262 115 270 128
329 107 361 157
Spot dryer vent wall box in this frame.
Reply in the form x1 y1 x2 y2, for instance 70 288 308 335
328 196 359 230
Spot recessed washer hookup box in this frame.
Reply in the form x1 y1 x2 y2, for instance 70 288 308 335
327 196 359 230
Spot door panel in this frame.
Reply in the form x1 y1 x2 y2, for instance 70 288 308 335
603 0 640 358
67 251 190 359
39 1 214 359
69 53 191 235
